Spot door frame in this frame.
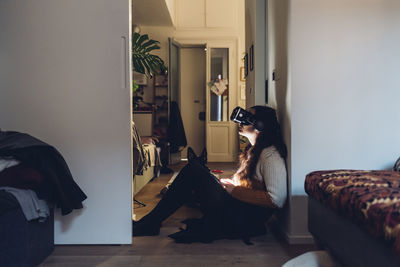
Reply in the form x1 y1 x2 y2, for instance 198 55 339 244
168 38 182 114
174 37 239 162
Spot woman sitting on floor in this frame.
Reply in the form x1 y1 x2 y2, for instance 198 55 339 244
133 105 287 243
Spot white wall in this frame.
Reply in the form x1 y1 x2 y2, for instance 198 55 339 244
245 0 266 107
268 0 400 242
290 0 400 194
268 0 293 238
268 0 291 173
0 0 132 244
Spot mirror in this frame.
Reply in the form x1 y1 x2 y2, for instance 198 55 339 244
209 48 229 121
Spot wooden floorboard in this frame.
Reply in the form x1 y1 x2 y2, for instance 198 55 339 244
41 161 317 267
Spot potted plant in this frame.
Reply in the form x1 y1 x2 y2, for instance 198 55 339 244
132 32 166 84
132 33 166 110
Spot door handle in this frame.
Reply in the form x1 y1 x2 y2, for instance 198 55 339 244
121 36 128 89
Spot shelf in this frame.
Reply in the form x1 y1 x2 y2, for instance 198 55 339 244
152 75 169 146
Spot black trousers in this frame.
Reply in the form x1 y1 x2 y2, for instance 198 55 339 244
142 161 272 239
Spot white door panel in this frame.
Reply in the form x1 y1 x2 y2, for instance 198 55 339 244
0 0 132 244
206 41 238 162
180 47 206 157
209 125 229 154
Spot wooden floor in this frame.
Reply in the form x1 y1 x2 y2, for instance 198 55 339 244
41 162 317 267
133 162 238 224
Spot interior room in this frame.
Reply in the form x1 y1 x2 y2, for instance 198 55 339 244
1 0 400 266
130 0 245 217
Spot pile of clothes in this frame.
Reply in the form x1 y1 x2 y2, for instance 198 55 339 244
132 122 162 176
0 130 87 222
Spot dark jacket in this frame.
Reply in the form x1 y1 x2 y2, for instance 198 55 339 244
168 101 187 153
0 131 87 215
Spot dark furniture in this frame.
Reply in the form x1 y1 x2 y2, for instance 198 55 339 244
0 191 54 267
308 197 400 267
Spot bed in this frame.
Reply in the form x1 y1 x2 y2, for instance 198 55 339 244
306 170 400 267
133 143 161 195
132 121 161 196
0 191 54 266
0 131 87 266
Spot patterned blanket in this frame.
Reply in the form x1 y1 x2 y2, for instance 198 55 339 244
305 170 400 254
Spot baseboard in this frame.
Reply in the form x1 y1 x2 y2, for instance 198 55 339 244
284 233 315 244
274 222 315 244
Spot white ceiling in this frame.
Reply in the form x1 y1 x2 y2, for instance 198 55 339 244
132 0 173 26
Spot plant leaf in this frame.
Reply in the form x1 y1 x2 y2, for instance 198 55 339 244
136 34 149 47
132 59 143 74
145 45 161 53
142 39 158 49
132 33 166 76
132 33 140 46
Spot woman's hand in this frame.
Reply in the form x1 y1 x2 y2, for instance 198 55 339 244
220 178 236 194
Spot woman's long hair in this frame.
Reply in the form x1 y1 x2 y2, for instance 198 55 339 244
236 106 287 189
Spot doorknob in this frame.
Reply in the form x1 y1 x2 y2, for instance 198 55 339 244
198 112 205 121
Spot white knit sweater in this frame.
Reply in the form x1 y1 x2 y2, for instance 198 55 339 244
253 146 287 208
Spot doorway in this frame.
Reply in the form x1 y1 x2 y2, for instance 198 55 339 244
173 39 238 162
180 46 206 159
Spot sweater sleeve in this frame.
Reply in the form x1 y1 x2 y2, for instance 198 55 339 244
257 147 287 208
231 186 278 209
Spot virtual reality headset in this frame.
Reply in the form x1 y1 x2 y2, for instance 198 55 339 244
230 106 264 131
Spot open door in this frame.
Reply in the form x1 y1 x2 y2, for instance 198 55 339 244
168 38 238 162
168 38 184 163
169 38 181 110
206 41 238 162
180 46 206 158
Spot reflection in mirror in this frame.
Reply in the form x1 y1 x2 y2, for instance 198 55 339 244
209 48 229 121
